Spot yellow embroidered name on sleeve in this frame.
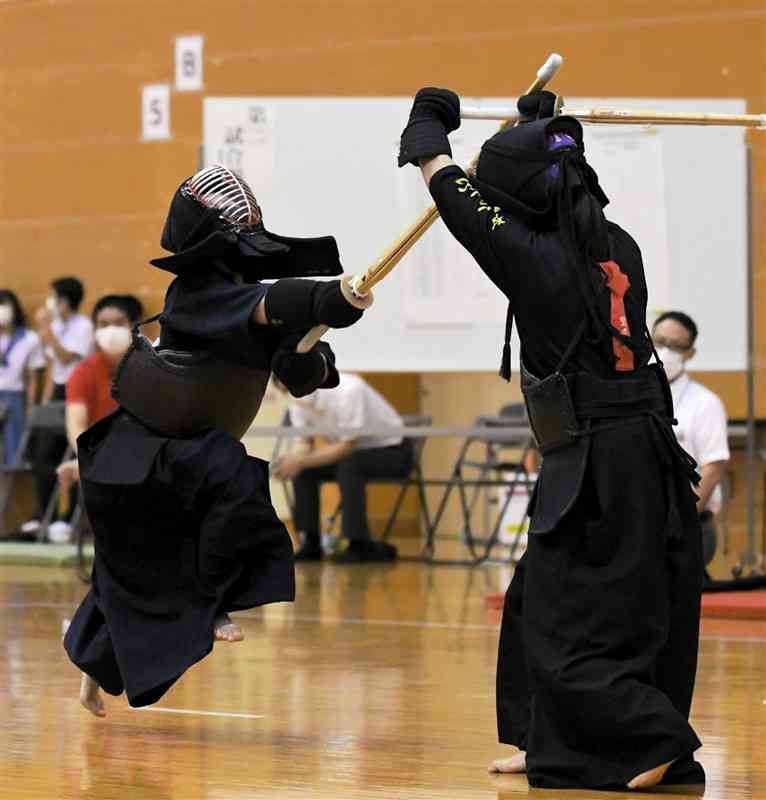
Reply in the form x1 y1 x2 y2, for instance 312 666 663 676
455 177 505 229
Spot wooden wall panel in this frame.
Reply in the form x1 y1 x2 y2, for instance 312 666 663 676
1 2 764 539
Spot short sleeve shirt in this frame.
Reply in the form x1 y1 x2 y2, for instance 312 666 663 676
47 313 95 385
671 372 730 513
288 373 403 450
66 351 118 426
0 328 46 391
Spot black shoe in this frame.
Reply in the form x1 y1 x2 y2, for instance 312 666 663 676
332 540 398 564
294 541 323 561
375 541 399 561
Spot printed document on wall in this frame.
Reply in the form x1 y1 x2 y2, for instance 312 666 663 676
586 127 671 315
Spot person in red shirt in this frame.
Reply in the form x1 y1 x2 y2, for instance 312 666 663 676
58 295 143 491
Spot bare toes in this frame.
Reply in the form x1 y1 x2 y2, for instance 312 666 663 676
80 696 106 717
489 753 527 774
215 624 244 643
627 760 675 790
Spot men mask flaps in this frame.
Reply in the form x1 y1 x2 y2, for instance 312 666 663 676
150 164 343 279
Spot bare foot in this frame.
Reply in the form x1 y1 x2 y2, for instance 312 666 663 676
214 613 244 643
627 759 676 789
489 751 526 774
79 673 106 717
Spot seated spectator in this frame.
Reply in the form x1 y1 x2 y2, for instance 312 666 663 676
652 311 730 570
272 372 413 563
0 290 45 464
57 294 143 492
21 277 94 535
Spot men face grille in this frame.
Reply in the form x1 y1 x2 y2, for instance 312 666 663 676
184 164 263 228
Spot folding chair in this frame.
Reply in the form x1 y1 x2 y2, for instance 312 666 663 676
306 415 433 544
0 402 73 540
375 414 432 541
424 406 535 564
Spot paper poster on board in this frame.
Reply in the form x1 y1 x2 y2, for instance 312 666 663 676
397 120 507 328
586 127 671 316
204 100 276 192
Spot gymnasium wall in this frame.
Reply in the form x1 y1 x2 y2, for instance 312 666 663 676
2 2 764 534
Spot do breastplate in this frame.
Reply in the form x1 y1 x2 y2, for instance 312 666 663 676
112 332 268 440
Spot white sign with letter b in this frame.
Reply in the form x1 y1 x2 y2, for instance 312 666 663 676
176 35 204 91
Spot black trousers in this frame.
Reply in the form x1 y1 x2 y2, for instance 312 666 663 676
31 384 73 520
292 442 413 542
699 510 717 566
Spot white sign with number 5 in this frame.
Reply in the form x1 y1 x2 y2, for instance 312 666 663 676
142 84 171 141
175 35 204 91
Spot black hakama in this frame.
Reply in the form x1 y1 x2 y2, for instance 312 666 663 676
64 411 294 707
64 271 295 707
497 419 704 788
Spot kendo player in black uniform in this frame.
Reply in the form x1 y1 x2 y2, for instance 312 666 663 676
398 91 704 790
64 165 371 716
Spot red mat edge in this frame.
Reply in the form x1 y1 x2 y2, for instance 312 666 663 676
485 591 766 620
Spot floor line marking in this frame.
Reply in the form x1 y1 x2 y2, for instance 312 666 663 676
132 707 265 720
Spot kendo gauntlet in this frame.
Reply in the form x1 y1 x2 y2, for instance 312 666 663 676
517 90 560 122
398 87 461 167
271 338 340 398
265 278 365 331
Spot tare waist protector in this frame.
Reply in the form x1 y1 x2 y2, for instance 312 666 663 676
521 363 671 454
112 332 269 440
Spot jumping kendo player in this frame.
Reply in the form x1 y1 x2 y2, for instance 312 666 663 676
64 165 371 717
398 91 705 790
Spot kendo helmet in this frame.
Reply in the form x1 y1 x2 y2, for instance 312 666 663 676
150 164 343 279
472 115 610 230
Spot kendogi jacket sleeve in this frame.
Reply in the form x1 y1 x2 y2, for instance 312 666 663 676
427 164 536 299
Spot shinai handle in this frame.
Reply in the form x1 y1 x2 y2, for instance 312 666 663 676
296 53 564 355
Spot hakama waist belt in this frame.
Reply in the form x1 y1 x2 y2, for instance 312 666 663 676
522 364 699 536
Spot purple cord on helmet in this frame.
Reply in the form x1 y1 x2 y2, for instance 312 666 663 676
547 132 577 183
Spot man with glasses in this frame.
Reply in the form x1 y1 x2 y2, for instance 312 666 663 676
652 311 730 573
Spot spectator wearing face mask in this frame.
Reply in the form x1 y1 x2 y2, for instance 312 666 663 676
652 311 730 571
57 295 144 494
21 277 95 537
0 290 46 464
36 277 94 402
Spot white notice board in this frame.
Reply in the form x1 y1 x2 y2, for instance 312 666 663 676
203 97 747 372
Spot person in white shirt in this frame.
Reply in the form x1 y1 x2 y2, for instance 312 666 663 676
22 277 94 535
652 311 730 569
0 290 45 464
36 277 94 401
272 372 413 562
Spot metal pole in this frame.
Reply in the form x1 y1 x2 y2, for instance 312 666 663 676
744 144 757 567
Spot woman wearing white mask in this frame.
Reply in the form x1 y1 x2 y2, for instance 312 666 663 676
58 295 144 490
0 290 46 464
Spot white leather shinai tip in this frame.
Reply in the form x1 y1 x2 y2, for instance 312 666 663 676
760 114 766 129
537 53 563 83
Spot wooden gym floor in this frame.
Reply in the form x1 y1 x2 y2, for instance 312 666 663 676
1 544 765 800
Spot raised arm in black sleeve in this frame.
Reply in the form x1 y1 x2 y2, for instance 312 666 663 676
427 165 535 297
